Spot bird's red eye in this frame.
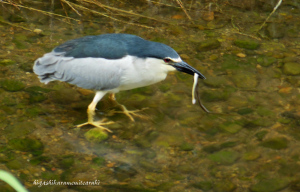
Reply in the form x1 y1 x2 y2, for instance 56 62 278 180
164 58 171 63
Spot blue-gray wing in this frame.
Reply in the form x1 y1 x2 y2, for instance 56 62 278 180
33 51 123 91
53 34 132 59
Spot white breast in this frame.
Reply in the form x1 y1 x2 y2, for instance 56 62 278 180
117 56 176 91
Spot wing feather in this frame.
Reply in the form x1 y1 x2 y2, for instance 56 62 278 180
33 52 123 90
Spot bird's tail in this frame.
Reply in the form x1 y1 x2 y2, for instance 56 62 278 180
33 52 68 84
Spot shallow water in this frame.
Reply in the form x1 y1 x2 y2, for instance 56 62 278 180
0 0 300 191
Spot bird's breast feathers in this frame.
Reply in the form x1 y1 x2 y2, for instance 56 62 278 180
117 56 175 91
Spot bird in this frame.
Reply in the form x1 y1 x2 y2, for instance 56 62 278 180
33 33 206 132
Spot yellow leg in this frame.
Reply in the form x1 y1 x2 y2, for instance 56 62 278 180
76 91 114 133
109 93 149 122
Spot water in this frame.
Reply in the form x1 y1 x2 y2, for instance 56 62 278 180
0 1 300 191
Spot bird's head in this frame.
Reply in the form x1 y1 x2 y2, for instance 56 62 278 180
162 56 206 80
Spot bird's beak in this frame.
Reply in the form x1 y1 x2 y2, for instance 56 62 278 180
172 61 206 79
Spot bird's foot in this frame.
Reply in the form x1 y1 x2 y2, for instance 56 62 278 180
75 118 114 133
112 105 149 122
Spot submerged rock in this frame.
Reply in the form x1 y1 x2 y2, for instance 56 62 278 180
266 23 285 39
219 123 243 134
179 142 195 151
0 59 15 66
257 56 277 67
213 180 237 192
283 62 300 75
203 76 227 88
232 72 257 88
191 181 212 191
208 150 239 165
4 122 36 139
50 88 81 104
201 89 230 102
84 128 108 143
250 177 290 192
8 137 44 155
6 159 23 170
58 155 75 169
255 130 268 141
242 151 260 161
260 137 289 150
196 39 221 52
233 39 260 50
0 79 25 92
114 163 137 181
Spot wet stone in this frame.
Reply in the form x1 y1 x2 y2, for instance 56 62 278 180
179 142 195 151
233 39 260 50
25 86 51 103
255 130 268 141
220 141 238 149
266 23 285 39
196 39 221 52
250 178 290 192
256 107 274 117
102 184 154 192
50 88 81 104
0 79 25 92
134 138 152 148
41 171 60 181
219 123 243 134
6 159 23 170
232 72 257 88
8 137 44 155
291 179 300 191
260 137 289 150
92 157 105 166
201 89 230 102
0 59 15 66
156 182 175 191
203 76 227 88
4 122 36 139
244 118 273 128
213 180 237 192
30 156 51 165
242 151 260 161
283 62 300 75
84 128 108 143
191 181 212 191
143 150 157 159
237 108 254 115
279 162 300 177
202 144 221 153
283 57 298 63
257 56 276 67
114 163 137 181
58 155 75 169
139 160 160 172
208 150 239 165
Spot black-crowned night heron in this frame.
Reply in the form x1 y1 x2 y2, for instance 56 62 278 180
33 33 206 132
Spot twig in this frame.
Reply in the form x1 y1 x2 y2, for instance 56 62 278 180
231 16 261 40
176 0 193 21
60 0 70 23
81 0 169 24
0 19 35 32
233 31 262 41
61 0 82 16
257 0 282 32
148 0 179 8
0 1 79 25
68 1 155 29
